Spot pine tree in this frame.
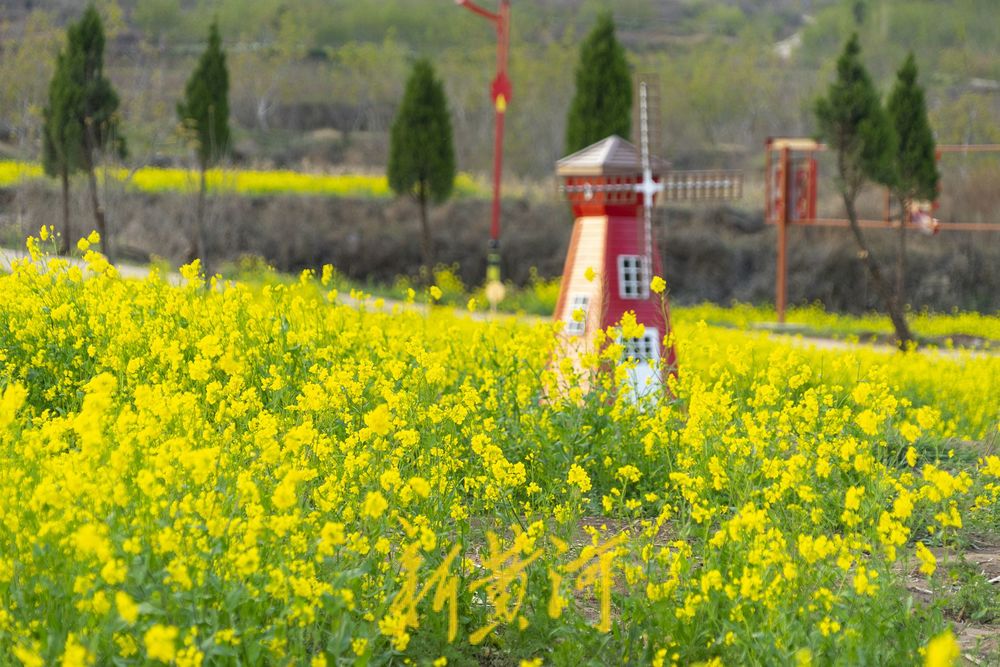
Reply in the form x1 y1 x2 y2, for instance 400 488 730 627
387 59 455 270
177 20 230 270
63 5 126 259
565 11 631 154
887 53 939 310
815 34 914 348
42 50 83 255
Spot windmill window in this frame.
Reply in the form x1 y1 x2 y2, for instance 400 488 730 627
621 328 660 363
565 294 590 335
618 255 649 299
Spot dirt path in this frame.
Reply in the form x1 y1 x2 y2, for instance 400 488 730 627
0 245 181 284
768 330 997 359
902 542 1000 663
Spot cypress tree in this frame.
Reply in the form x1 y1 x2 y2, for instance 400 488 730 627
815 34 914 348
42 50 84 255
387 59 455 270
64 5 127 259
887 53 939 308
565 11 632 154
177 20 230 270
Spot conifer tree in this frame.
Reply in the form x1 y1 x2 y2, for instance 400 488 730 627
177 20 230 269
63 5 126 259
815 34 914 347
387 59 455 270
42 50 83 255
887 53 939 310
565 11 631 154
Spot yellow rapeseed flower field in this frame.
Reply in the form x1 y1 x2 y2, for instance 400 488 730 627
0 160 483 199
0 232 997 665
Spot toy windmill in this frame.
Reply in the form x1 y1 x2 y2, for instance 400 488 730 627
554 74 742 395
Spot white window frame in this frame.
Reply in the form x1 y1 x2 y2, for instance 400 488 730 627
564 293 590 335
618 255 649 299
619 327 662 397
620 328 660 364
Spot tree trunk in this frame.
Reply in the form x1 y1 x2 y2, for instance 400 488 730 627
197 164 209 275
59 168 70 255
843 193 914 348
418 180 433 271
895 195 908 311
84 164 109 260
82 124 110 260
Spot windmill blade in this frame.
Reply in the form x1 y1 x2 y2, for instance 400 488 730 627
633 73 662 285
662 170 744 201
632 73 662 162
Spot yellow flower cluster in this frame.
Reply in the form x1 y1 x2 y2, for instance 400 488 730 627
0 234 996 664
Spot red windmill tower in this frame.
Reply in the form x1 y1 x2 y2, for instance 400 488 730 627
554 78 742 394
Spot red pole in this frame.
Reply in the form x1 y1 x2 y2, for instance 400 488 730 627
457 0 511 292
491 105 505 242
488 0 510 244
764 139 772 226
776 147 790 324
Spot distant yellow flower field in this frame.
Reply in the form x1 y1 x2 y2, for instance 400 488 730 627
674 302 1000 345
0 160 483 199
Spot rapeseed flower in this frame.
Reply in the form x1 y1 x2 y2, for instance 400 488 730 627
115 591 139 624
567 464 592 493
925 630 960 667
144 625 179 662
362 491 389 519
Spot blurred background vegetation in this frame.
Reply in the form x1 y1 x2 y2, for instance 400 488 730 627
3 0 999 177
1 0 998 313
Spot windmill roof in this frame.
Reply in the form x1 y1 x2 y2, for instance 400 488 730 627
556 135 669 176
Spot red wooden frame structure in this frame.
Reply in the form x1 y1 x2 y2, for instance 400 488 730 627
765 137 1000 322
